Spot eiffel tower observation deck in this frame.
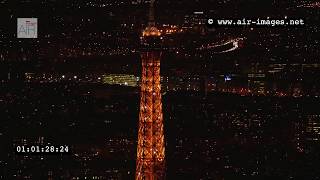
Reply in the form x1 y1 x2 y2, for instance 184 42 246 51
140 0 163 51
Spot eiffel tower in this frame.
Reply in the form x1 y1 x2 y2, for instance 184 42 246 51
136 0 165 179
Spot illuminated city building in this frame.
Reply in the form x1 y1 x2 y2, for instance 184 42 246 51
248 63 266 95
102 74 139 87
305 115 320 142
183 11 206 28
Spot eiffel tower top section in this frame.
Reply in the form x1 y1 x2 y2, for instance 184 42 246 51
142 0 161 37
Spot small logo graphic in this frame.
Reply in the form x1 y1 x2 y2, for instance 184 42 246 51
17 18 38 38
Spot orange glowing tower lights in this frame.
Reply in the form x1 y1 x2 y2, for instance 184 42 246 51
136 0 165 179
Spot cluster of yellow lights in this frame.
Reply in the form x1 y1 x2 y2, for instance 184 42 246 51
102 74 138 87
142 24 185 37
160 25 183 34
142 26 161 37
